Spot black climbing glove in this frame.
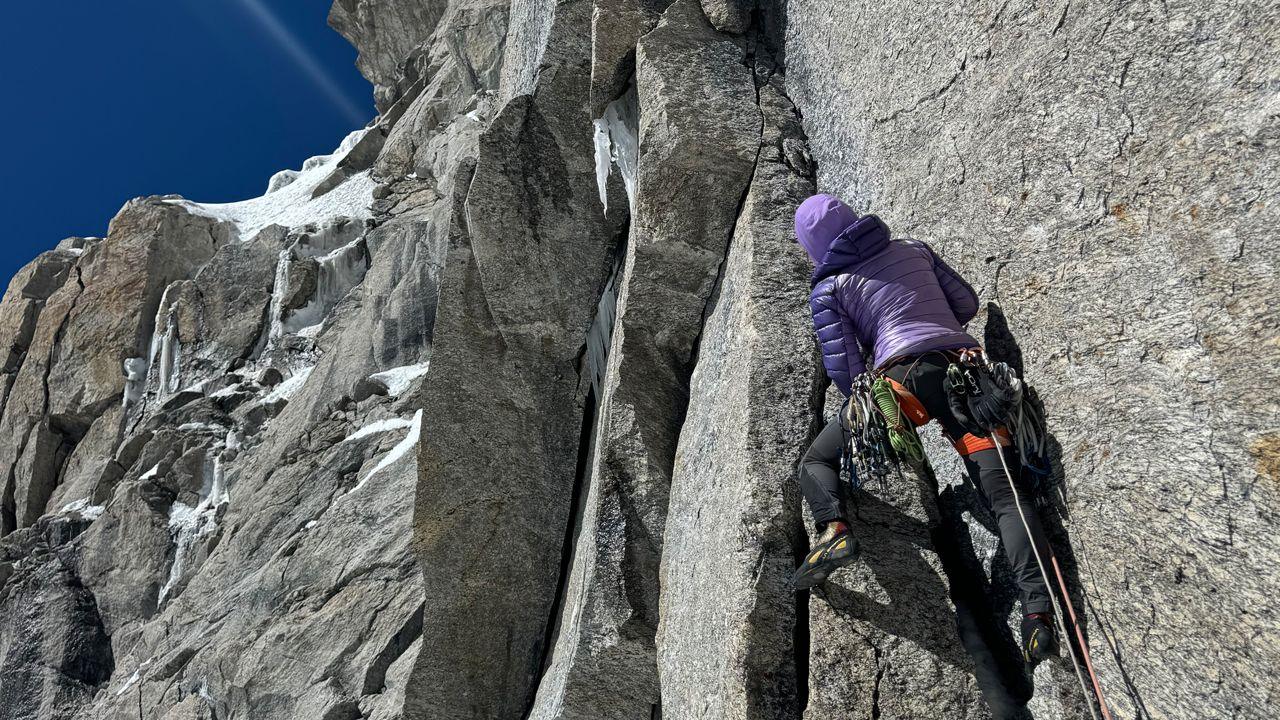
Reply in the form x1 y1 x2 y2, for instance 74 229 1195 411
969 364 1017 431
946 362 1017 435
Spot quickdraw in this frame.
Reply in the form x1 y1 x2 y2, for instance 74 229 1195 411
840 375 899 491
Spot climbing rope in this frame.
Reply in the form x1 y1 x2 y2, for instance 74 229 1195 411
994 446 1111 720
872 376 925 465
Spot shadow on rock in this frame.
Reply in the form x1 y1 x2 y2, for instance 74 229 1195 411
814 481 978 675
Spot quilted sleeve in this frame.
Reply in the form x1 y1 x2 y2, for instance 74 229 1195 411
810 279 866 396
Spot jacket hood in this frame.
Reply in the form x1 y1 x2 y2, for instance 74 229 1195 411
794 194 859 264
811 214 892 283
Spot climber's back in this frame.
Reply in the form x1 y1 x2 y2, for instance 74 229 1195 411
795 194 979 394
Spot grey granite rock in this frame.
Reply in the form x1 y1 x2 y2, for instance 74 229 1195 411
328 0 447 110
587 0 674 114
655 75 816 719
527 2 760 718
0 199 229 538
405 1 620 718
1 2 1274 719
0 547 113 720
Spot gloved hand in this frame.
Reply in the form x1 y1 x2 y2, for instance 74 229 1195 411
944 365 986 436
970 365 1018 430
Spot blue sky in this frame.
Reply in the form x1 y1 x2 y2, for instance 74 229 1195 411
1 0 374 283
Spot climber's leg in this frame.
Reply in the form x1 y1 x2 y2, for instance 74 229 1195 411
888 352 1060 659
793 415 859 589
964 446 1054 616
797 415 847 529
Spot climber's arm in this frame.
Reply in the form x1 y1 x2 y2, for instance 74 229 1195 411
811 282 866 395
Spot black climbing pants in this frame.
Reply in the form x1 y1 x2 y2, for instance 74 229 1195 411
797 353 1054 615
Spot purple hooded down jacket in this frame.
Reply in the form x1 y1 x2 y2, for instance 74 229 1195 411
796 198 979 396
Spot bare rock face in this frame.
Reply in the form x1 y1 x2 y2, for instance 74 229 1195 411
0 200 230 538
1 1 1274 719
526 3 760 718
0 535 114 719
406 2 623 718
587 0 674 114
655 76 816 719
327 0 448 110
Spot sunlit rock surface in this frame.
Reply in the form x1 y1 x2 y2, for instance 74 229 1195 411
0 2 1274 719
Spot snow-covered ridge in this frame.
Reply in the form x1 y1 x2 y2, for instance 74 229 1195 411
167 128 376 241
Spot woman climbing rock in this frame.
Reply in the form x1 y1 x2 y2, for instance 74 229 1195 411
789 193 1060 664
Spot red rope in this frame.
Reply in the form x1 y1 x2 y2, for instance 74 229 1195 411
1050 553 1114 720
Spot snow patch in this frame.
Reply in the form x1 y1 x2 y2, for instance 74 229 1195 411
344 410 422 498
262 366 314 405
140 463 161 481
343 416 416 444
177 422 223 433
210 384 244 399
267 169 299 194
61 498 105 521
115 659 153 696
369 362 430 397
592 85 640 213
168 129 375 241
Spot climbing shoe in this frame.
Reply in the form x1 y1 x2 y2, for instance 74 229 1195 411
792 521 859 590
1022 613 1060 664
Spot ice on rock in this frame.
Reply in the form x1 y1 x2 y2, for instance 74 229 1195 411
267 220 371 343
122 357 148 408
266 249 292 343
158 454 229 605
368 361 430 397
343 410 422 498
592 84 640 213
147 289 183 398
168 128 375 241
284 240 369 337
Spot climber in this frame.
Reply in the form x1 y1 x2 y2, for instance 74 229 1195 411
789 193 1060 664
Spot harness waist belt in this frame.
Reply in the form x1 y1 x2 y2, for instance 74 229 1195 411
953 428 1012 456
